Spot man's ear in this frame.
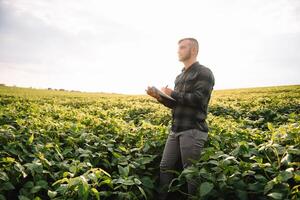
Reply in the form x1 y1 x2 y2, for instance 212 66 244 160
191 46 197 56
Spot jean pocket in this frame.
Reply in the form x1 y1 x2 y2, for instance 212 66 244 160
192 129 208 141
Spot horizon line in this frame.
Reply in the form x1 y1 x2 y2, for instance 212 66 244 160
1 83 299 95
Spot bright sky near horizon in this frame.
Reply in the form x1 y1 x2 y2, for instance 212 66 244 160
0 0 299 94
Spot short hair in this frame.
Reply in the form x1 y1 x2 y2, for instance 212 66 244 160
178 38 199 55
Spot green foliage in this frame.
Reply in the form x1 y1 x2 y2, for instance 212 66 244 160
0 85 299 200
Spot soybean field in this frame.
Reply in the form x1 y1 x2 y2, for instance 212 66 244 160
0 85 299 200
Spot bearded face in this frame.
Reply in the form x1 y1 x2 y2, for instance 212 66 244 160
178 48 192 61
177 40 193 62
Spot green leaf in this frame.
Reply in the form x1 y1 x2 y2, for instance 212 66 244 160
264 181 274 194
24 161 43 174
236 190 248 200
139 156 156 165
78 181 89 200
18 195 30 200
278 170 293 182
36 180 48 189
134 178 142 185
118 165 129 177
87 173 97 183
200 182 214 197
112 152 122 158
68 177 81 187
280 153 292 165
0 172 9 182
141 176 154 189
267 192 283 199
208 160 219 166
23 181 34 189
137 185 147 200
90 188 100 200
56 184 67 194
99 179 113 188
52 178 68 186
63 171 74 178
118 146 127 153
115 178 135 186
267 122 274 132
30 185 42 193
254 174 268 182
14 162 27 178
69 166 77 174
2 157 15 163
142 143 150 152
97 168 111 177
294 171 300 182
28 133 34 144
1 182 15 191
47 190 57 199
248 182 264 191
0 194 6 200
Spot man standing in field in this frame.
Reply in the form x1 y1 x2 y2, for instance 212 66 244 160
146 38 215 199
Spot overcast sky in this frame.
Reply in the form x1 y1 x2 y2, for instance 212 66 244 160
0 0 299 94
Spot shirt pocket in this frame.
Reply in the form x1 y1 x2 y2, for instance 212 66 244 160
174 73 185 92
183 73 199 92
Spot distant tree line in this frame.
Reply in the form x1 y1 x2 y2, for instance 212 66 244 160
47 88 81 92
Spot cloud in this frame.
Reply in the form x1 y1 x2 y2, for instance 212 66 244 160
0 0 144 73
0 0 299 94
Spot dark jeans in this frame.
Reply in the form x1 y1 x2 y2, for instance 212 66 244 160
158 128 208 200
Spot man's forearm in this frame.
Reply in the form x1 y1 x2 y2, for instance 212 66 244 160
157 96 176 109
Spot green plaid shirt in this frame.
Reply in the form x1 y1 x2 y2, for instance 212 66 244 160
158 61 215 133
